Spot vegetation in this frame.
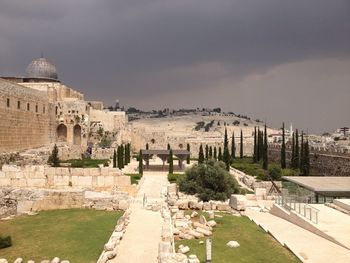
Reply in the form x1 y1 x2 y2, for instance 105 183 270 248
98 136 111 148
0 209 123 263
168 173 185 183
194 121 205 131
198 144 204 164
169 149 174 174
113 149 117 168
62 158 109 168
186 144 191 164
281 122 286 169
178 160 240 201
0 235 12 249
223 128 230 171
125 173 142 184
263 124 268 170
231 131 235 160
240 129 243 158
138 150 143 175
176 212 301 263
48 144 60 167
232 157 298 181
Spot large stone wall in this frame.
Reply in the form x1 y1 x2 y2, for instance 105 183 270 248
268 147 350 176
0 165 131 191
0 78 55 153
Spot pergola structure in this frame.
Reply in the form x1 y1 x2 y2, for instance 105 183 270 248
141 149 190 170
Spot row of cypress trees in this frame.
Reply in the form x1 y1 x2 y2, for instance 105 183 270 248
113 143 131 169
253 124 269 170
281 123 310 175
198 127 245 171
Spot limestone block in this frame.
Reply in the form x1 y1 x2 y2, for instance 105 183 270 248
207 211 214 219
255 188 267 200
195 227 212 236
0 178 11 186
192 222 211 231
176 200 189 210
54 175 70 186
104 176 114 186
46 167 56 176
174 219 188 229
40 261 50 263
202 202 211 210
199 215 207 225
90 168 100 176
100 167 109 176
17 200 34 213
216 203 230 211
104 241 117 251
97 176 105 187
229 194 247 211
158 241 173 254
188 230 203 239
0 171 5 178
118 200 129 210
79 176 92 186
188 200 198 209
195 201 203 210
179 232 194 240
190 211 198 218
207 220 217 227
15 171 24 179
50 257 60 263
61 261 70 263
72 168 83 176
178 245 190 253
28 178 47 188
13 258 23 263
167 184 177 195
227 240 240 248
0 259 8 263
175 210 185 219
115 176 131 187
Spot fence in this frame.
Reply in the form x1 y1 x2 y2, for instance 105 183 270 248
276 194 319 224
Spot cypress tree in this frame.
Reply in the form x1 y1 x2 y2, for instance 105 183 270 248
198 144 204 164
48 144 60 167
167 143 171 163
224 127 229 149
253 127 257 163
146 143 149 167
240 129 243 159
138 150 143 175
231 131 235 160
186 143 191 164
300 131 304 172
120 144 125 168
218 147 222 161
205 145 209 160
168 149 174 174
223 147 230 171
117 146 122 169
209 146 213 158
263 124 268 170
304 139 310 176
113 149 117 168
281 123 286 169
295 129 299 169
214 147 217 160
124 144 128 165
257 128 261 161
146 143 149 150
291 133 295 169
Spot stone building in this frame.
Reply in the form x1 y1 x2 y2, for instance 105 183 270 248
0 56 128 153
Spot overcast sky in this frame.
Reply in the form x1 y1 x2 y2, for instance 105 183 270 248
0 0 349 133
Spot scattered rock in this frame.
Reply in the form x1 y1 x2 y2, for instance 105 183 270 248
190 211 198 218
227 240 240 248
13 258 23 263
178 245 190 254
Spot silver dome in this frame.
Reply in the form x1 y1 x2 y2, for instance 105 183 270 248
26 57 58 80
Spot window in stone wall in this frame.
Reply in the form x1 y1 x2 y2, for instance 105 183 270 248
43 105 46 113
17 101 20 109
27 103 30 111
6 98 10 107
35 104 38 113
55 106 58 115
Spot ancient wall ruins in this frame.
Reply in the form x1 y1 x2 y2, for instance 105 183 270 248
0 79 55 153
0 165 131 191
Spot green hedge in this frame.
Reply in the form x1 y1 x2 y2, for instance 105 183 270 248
0 235 12 249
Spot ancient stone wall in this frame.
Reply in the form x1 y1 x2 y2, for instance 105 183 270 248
268 147 350 176
0 78 55 153
90 109 127 132
0 165 131 191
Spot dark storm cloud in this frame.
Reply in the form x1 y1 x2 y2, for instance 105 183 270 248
0 0 349 132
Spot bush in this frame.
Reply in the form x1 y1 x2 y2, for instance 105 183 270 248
268 164 282 181
0 235 12 249
168 173 185 183
178 160 240 201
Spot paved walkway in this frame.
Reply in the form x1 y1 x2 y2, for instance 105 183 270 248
246 208 350 263
111 172 168 263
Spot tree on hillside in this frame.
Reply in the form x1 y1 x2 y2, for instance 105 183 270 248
218 147 223 161
300 131 304 172
169 149 174 174
224 127 229 149
223 146 230 171
113 149 117 168
231 131 236 160
240 129 243 158
198 144 205 164
178 159 240 201
291 133 295 169
167 143 171 163
48 144 60 167
209 146 213 158
263 124 268 170
120 144 125 168
214 147 217 160
295 129 299 169
138 150 143 175
303 139 310 176
253 127 257 163
205 145 209 160
281 123 286 169
186 143 191 164
257 128 261 161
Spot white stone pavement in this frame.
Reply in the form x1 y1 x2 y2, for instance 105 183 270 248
111 171 168 263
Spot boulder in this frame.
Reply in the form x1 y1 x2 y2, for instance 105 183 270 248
40 260 50 263
188 255 200 263
195 227 212 236
190 211 198 218
227 240 240 248
199 215 207 225
0 259 8 263
216 203 230 211
61 261 70 263
178 245 190 254
207 211 214 219
175 210 185 219
179 232 194 240
51 257 60 263
193 222 212 231
207 220 217 227
13 259 23 263
229 195 247 211
188 201 198 209
118 200 129 210
202 202 211 210
104 241 117 251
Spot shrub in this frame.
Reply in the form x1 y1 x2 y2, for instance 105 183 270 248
268 164 282 181
0 235 12 249
178 160 240 201
48 144 60 167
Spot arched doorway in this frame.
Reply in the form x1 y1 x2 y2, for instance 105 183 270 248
73 125 82 145
57 124 67 142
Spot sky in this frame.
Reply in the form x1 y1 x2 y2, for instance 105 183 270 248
0 0 349 133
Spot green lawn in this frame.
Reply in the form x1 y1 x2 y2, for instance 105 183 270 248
61 158 109 168
0 209 122 263
176 212 301 263
168 173 185 183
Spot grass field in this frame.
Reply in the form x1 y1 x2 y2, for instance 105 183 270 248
176 212 301 263
61 158 109 168
0 209 123 263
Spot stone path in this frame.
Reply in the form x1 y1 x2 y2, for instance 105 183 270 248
246 208 350 263
111 171 168 263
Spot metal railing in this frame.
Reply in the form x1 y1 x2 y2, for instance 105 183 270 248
276 194 320 224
